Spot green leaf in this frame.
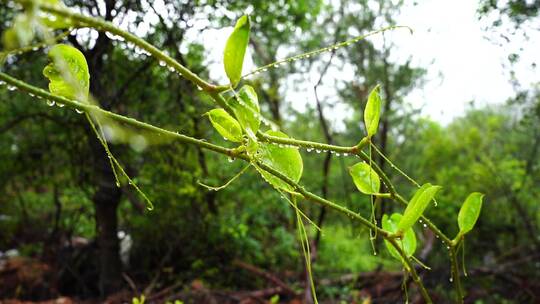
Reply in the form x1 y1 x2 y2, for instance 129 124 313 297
223 15 251 87
43 44 90 101
348 162 380 194
364 85 381 138
206 108 243 142
397 183 441 233
382 213 417 259
255 130 303 192
2 14 35 50
458 192 484 235
228 85 260 136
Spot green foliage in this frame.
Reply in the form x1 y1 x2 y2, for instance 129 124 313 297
43 44 90 102
223 15 251 87
255 130 303 192
398 184 441 234
382 213 417 260
348 162 380 194
206 108 243 142
364 85 381 138
457 192 484 236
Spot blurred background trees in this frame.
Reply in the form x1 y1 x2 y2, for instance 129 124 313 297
0 0 539 303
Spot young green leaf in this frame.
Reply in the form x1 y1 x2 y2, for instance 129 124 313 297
458 192 484 235
228 85 260 136
43 44 90 102
255 130 303 192
382 213 417 259
223 15 251 87
349 162 380 194
206 108 243 142
397 183 441 233
364 85 381 138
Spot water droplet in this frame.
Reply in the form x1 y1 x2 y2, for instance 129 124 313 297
306 148 313 152
423 224 427 228
335 153 341 156
435 235 439 238
159 60 166 67
315 149 322 153
168 66 175 72
57 103 65 108
7 85 16 91
446 246 450 250
75 109 84 114
0 81 6 86
115 181 121 187
419 219 423 223
228 157 234 163
196 86 203 91
32 47 39 51
262 68 268 72
449 277 453 282
47 100 55 106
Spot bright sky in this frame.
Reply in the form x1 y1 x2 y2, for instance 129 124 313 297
389 0 539 124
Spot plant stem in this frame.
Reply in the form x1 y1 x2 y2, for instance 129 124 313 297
386 238 433 304
450 246 464 303
258 132 367 154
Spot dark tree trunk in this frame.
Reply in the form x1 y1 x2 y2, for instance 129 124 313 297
89 129 123 296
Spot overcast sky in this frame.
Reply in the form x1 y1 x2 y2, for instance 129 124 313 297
390 0 539 124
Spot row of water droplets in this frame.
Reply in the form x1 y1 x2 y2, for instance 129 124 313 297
104 32 182 78
263 139 354 157
417 218 453 252
241 40 346 80
240 26 406 81
0 80 85 114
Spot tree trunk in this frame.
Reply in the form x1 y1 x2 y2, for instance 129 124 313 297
91 135 123 296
